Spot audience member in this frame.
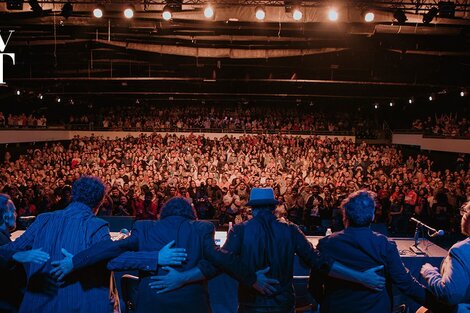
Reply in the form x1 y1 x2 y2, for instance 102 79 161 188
0 133 467 238
412 114 469 137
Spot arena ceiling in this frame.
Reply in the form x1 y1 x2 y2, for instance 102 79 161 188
1 0 470 101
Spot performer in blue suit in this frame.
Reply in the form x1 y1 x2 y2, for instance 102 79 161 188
0 176 114 313
420 202 470 312
0 176 184 313
220 188 386 313
51 197 279 313
311 190 434 313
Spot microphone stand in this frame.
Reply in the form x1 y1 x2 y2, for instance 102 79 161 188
409 224 426 255
410 223 424 255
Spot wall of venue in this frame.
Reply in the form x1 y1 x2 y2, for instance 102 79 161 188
393 133 470 154
0 129 356 144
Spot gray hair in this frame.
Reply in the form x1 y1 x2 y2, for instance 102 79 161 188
341 190 376 227
462 202 470 236
0 193 16 227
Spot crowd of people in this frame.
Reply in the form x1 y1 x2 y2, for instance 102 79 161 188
0 133 467 237
1 102 381 137
411 114 470 137
67 104 379 137
3 100 470 139
0 112 47 128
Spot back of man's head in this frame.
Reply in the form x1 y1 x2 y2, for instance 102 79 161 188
72 176 105 209
160 197 196 220
0 193 16 230
341 190 376 227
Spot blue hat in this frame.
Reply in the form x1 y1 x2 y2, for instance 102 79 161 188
246 188 279 207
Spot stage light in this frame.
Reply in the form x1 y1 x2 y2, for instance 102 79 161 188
255 6 266 20
6 0 23 10
389 101 394 107
28 0 42 13
438 1 455 18
423 7 439 24
292 7 302 21
284 0 295 13
61 2 73 19
123 6 134 19
393 9 407 24
38 94 43 100
429 95 434 101
204 5 214 18
374 103 379 109
327 8 338 21
408 98 413 104
460 90 466 97
16 89 21 96
56 97 61 103
162 5 172 20
364 12 374 22
93 7 103 18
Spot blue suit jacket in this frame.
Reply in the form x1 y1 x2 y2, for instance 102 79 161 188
0 202 113 313
313 227 427 313
72 216 256 313
422 237 470 306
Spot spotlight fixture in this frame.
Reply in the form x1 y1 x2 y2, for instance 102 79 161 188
364 11 374 22
255 6 266 20
423 7 439 24
389 101 394 107
38 94 43 100
408 98 413 104
61 2 73 19
284 0 295 13
28 0 42 14
429 94 434 101
93 7 104 18
438 1 456 18
6 0 23 10
327 8 339 21
56 97 61 103
374 103 379 109
204 5 214 18
123 5 134 19
162 5 172 20
16 89 21 96
292 7 302 21
460 90 466 97
393 9 407 24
